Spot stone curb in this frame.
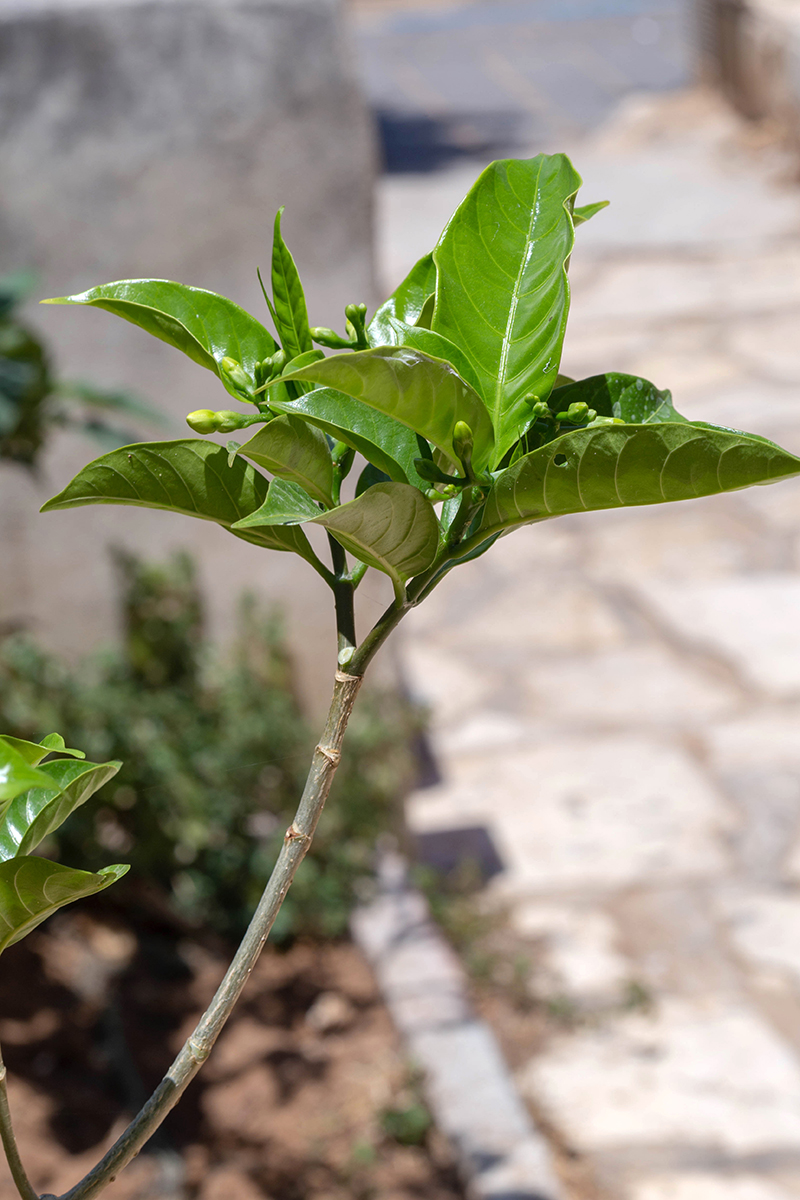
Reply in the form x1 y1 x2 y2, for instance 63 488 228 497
351 853 563 1200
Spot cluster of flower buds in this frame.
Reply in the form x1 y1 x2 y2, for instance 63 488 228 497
524 394 625 430
310 302 369 351
555 400 597 425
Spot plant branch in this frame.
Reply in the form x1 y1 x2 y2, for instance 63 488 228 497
57 667 368 1200
0 1046 38 1200
327 534 356 657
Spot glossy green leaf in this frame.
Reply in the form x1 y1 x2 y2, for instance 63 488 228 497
233 478 321 528
379 319 483 396
549 373 688 425
573 200 609 226
237 415 334 507
277 348 494 472
269 388 425 488
368 253 437 346
480 423 800 536
0 734 84 767
42 281 277 403
39 440 318 564
0 758 121 861
310 483 439 590
415 294 435 330
270 209 313 360
0 742 54 807
0 857 128 953
432 154 581 463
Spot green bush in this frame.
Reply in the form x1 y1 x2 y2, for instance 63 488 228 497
0 551 418 941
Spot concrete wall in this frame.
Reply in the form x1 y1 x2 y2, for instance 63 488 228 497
0 0 382 712
696 0 800 143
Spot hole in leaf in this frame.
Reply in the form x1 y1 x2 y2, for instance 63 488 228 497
553 454 568 466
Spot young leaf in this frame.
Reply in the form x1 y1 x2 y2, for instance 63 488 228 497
0 758 122 861
237 415 334 507
39 440 319 564
549 373 688 425
42 281 277 403
368 252 437 346
233 478 322 528
310 483 439 592
432 154 581 463
480 423 800 536
0 741 54 807
276 347 495 472
0 858 129 954
270 208 313 359
0 734 84 767
573 200 609 226
270 388 425 488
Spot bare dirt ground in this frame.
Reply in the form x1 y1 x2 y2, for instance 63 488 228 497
0 902 464 1200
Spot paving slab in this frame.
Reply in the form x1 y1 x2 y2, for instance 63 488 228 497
636 574 800 697
524 998 800 1155
408 735 731 892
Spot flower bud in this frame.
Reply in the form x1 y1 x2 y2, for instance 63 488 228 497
566 401 590 423
452 420 474 463
186 409 218 434
220 356 253 393
528 400 551 421
214 410 251 432
310 326 354 350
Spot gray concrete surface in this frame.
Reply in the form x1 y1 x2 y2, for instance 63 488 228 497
382 88 800 1199
0 0 377 710
353 852 564 1200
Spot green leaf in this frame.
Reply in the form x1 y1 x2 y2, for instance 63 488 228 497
39 440 318 565
379 319 483 396
270 209 313 360
310 483 439 591
549 373 688 425
0 857 128 953
237 415 334 507
276 348 495 472
0 759 121 861
573 200 609 226
368 253 437 346
480 423 800 536
355 462 392 497
270 388 425 488
0 742 54 808
42 281 277 403
432 154 582 463
415 294 435 330
0 734 84 767
233 478 322 528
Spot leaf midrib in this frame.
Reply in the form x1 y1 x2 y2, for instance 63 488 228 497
492 159 544 432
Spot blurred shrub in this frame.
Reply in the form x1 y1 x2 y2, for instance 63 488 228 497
0 551 419 941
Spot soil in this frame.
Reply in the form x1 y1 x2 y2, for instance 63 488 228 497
0 898 464 1200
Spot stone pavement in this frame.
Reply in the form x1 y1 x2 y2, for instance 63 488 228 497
378 89 800 1200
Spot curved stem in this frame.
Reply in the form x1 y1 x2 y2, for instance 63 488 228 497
17 512 484 1200
0 1046 38 1200
57 667 368 1200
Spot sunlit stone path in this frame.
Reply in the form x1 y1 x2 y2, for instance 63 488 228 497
382 89 800 1200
